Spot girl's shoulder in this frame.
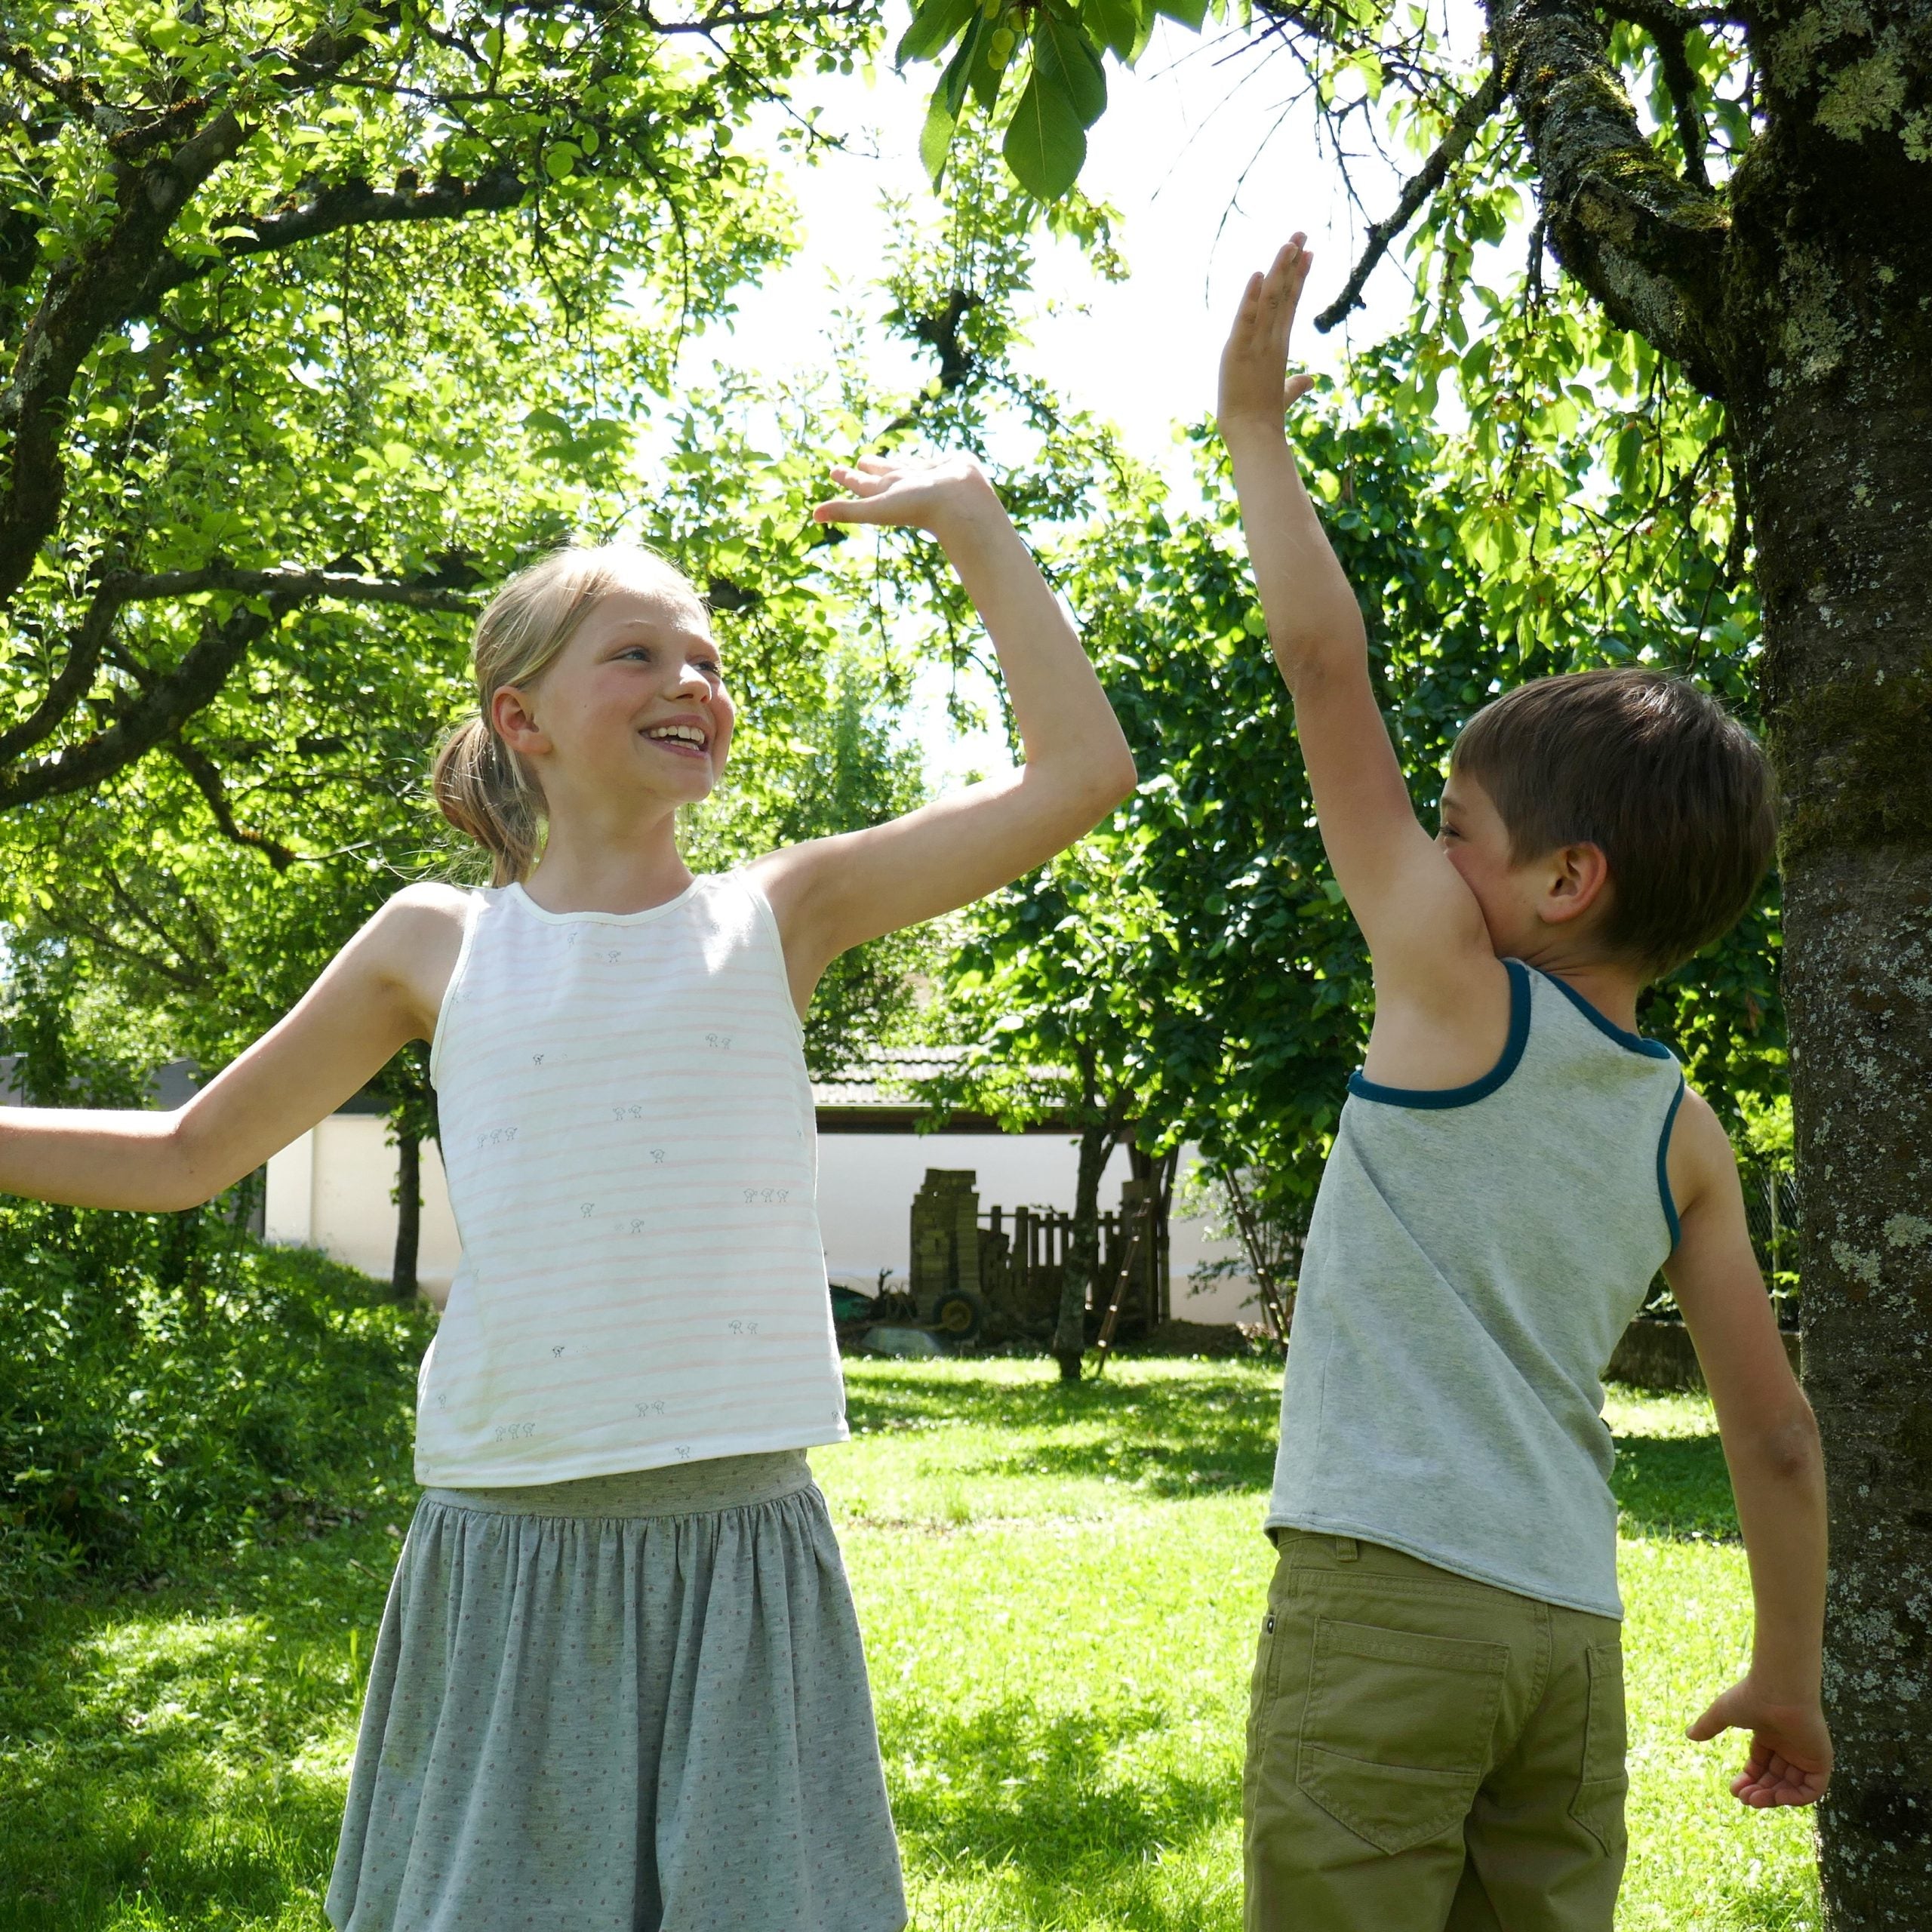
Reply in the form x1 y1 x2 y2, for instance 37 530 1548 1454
367 883 482 1038
382 878 481 934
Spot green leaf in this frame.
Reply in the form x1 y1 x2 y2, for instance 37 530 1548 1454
1082 0 1145 61
1034 4 1108 126
1155 0 1210 27
918 91 958 184
1003 69 1089 198
897 0 981 66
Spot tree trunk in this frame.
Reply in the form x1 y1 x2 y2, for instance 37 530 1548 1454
391 1132 421 1303
1753 389 1932 1926
1053 1122 1115 1382
1727 14 1932 1909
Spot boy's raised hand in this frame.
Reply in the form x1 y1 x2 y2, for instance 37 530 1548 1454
1687 1679 1832 1807
1217 235 1318 445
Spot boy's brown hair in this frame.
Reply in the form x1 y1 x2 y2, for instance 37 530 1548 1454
1451 667 1777 978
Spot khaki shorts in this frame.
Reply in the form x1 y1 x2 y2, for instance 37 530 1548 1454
1244 1529 1626 1932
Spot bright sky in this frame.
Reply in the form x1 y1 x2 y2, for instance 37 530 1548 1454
675 17 1463 786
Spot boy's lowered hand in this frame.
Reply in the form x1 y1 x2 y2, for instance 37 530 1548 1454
1687 1678 1832 1807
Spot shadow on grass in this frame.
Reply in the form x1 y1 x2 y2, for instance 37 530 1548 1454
845 1364 1281 1499
847 1364 1740 1540
882 1693 1238 1909
1611 1433 1738 1542
0 1524 399 1931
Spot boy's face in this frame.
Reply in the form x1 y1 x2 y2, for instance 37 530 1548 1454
1436 771 1613 961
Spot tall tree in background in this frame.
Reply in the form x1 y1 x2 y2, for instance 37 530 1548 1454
903 0 1930 1914
0 0 873 817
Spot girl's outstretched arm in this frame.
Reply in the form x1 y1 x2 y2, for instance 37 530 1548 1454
753 453 1136 1008
0 886 467 1211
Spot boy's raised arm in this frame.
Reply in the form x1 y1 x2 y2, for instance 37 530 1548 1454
1217 238 1496 1014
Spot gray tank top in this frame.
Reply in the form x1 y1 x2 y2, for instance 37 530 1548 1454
1266 959 1685 1618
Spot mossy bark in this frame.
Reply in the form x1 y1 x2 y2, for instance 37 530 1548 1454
1743 226 1932 1932
1488 0 1932 1915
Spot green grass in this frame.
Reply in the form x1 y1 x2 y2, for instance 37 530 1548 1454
0 1359 1820 1930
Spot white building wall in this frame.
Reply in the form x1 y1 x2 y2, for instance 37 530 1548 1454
264 1117 1263 1324
264 1117 463 1292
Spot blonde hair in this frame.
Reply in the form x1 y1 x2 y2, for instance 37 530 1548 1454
432 543 698 884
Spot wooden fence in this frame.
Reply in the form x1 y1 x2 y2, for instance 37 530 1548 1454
978 1198 1171 1336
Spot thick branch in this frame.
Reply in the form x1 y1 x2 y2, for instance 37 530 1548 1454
1487 0 1730 397
0 565 475 808
137 168 529 308
0 7 401 614
109 564 482 611
0 565 472 770
1654 26 1712 191
167 737 299 869
0 584 119 763
1315 60 1508 333
0 599 276 811
1597 0 1747 35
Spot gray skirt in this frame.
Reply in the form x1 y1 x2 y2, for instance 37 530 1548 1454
325 1453 906 1932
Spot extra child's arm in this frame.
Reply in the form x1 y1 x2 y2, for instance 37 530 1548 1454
0 887 464 1212
1216 238 1503 1048
752 454 1136 1004
1665 1088 1831 1806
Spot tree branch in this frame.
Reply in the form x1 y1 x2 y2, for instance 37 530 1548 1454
167 737 299 869
0 599 277 811
137 168 529 308
1315 60 1509 333
0 40 208 155
1487 0 1730 398
0 6 404 614
0 565 473 771
0 564 475 808
0 583 119 764
1654 24 1712 192
1597 0 1748 35
107 564 483 611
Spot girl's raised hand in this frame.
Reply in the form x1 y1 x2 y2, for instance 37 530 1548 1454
1217 234 1318 446
811 451 1001 537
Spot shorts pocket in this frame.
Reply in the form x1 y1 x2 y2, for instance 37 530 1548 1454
1295 1615 1508 1857
1569 1638 1629 1854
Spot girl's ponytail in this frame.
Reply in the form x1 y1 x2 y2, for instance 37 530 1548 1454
432 543 697 885
432 715 543 887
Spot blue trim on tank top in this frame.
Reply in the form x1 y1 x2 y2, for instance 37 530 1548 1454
1534 965 1675 1059
1346 958 1531 1109
1657 1076 1687 1250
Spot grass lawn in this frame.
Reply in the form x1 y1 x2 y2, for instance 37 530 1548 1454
0 1358 1819 1930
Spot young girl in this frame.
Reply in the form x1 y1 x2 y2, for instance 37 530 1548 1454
0 452 1136 1930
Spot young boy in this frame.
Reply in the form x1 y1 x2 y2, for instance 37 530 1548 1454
1218 236 1831 1932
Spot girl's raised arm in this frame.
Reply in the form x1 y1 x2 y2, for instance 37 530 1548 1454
0 885 468 1212
752 454 1136 1009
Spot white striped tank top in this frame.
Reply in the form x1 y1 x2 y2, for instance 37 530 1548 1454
414 872 846 1485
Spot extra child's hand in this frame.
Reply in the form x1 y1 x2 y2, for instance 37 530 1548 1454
1217 235 1318 448
1687 1679 1833 1806
811 452 1003 541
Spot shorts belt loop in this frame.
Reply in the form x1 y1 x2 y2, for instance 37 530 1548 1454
1334 1536 1359 1561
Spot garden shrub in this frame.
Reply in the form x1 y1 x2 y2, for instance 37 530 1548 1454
0 1199 430 1618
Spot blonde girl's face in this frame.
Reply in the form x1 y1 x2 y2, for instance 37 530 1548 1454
493 580 735 808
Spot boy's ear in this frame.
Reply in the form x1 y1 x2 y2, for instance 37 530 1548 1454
1539 841 1612 927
